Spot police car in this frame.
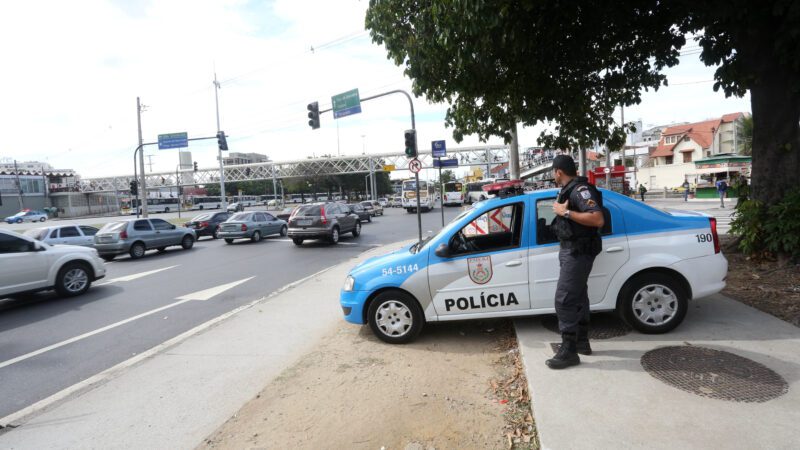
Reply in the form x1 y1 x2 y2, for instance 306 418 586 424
340 180 727 344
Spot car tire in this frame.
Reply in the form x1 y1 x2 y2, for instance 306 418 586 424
225 238 234 244
280 225 288 237
367 290 424 344
251 231 262 243
352 221 361 237
16 218 23 224
619 273 688 334
129 242 146 259
181 235 194 249
55 262 92 297
367 216 372 223
329 226 340 244
292 238 303 246
212 229 220 239
164 207 170 213
101 255 115 262
40 217 46 222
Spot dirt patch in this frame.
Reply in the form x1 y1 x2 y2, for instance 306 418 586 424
200 319 536 450
722 236 800 326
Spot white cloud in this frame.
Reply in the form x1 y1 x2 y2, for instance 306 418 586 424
0 1 751 180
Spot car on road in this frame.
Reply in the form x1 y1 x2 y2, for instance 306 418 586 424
378 198 389 207
347 203 372 223
218 211 288 244
360 200 384 217
0 229 106 298
184 212 230 240
227 202 245 213
4 210 47 224
24 225 99 247
93 218 196 261
340 181 728 344
287 202 361 245
391 196 403 208
276 206 297 222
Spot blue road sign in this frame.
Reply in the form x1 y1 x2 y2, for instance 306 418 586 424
432 140 447 157
158 132 188 150
433 158 458 168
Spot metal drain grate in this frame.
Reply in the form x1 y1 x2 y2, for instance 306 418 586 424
541 313 631 340
641 346 788 403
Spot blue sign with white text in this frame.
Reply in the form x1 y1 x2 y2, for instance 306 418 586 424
433 158 458 168
432 140 447 157
158 132 188 150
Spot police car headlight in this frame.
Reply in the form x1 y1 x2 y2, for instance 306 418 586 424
343 275 355 292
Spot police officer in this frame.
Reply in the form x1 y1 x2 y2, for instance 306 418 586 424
547 155 605 369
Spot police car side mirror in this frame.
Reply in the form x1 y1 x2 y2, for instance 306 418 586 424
435 243 450 258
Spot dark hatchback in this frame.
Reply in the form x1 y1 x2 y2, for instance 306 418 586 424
347 203 372 223
184 212 230 239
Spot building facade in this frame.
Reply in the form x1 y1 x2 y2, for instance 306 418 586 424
222 152 270 166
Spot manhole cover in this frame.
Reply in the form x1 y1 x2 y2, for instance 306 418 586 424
641 346 788 403
541 313 631 339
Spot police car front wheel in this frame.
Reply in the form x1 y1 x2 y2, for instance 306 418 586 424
367 291 424 344
619 273 688 334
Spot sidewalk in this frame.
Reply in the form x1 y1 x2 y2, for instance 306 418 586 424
0 242 404 450
515 294 800 449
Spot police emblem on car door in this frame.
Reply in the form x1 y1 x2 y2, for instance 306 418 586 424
427 202 530 317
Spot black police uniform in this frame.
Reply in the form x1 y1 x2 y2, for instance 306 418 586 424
551 177 603 354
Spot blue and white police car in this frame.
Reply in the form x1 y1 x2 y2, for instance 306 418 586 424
341 181 727 344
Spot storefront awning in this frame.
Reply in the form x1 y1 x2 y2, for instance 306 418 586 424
692 167 745 175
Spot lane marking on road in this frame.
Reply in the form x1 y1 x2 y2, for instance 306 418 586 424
175 277 255 301
95 265 179 286
0 276 255 371
0 268 331 428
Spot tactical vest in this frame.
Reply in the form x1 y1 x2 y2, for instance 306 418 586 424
552 177 603 255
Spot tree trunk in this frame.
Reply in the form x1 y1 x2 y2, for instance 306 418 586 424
749 61 800 206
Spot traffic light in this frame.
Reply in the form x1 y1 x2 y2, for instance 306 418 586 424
129 180 138 196
307 102 320 130
193 161 198 172
404 129 418 158
217 131 228 151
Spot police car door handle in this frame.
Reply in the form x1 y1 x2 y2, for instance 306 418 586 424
505 260 522 267
606 246 624 253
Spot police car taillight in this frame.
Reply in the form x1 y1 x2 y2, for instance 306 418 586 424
709 217 720 254
320 205 328 224
482 180 525 198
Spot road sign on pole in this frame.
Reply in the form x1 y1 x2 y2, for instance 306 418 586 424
331 89 362 119
158 132 189 150
409 158 422 173
432 140 446 158
433 158 458 168
382 164 396 172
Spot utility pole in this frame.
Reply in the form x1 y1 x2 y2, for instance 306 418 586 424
607 105 622 189
214 73 228 210
146 155 156 172
13 160 23 210
509 123 521 179
271 164 279 207
137 97 148 217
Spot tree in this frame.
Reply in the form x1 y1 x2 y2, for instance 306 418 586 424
366 0 800 258
439 170 456 184
366 0 799 207
740 115 753 156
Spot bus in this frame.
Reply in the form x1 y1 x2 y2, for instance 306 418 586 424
132 197 182 214
442 181 464 207
402 179 436 213
465 178 508 204
229 195 259 207
190 196 223 210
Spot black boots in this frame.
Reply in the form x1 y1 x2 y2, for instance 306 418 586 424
546 333 580 369
576 324 592 355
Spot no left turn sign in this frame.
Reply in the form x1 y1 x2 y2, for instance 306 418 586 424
409 158 422 174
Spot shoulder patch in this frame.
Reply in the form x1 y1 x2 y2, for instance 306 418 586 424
581 190 591 199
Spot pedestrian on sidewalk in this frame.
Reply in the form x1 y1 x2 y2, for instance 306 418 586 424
716 178 728 208
638 183 647 202
682 179 691 202
547 155 605 369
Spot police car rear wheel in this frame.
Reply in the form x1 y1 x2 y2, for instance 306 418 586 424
620 273 687 334
368 291 423 344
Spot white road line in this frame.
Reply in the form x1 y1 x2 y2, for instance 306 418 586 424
0 267 332 427
0 277 255 370
95 265 179 286
175 277 255 301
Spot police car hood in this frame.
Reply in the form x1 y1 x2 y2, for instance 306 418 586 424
350 243 415 276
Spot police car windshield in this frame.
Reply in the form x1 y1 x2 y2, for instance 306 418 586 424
413 206 475 253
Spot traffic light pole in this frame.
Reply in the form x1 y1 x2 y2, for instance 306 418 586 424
318 89 421 245
214 74 227 210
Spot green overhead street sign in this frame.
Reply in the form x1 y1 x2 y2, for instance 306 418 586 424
331 89 362 119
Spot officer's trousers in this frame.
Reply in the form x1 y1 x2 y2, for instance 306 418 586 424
555 247 596 333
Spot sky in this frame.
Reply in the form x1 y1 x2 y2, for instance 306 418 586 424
0 0 752 181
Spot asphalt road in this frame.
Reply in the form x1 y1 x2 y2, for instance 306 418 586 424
0 205 463 419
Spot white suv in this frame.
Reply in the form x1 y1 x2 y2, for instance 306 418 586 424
0 229 106 298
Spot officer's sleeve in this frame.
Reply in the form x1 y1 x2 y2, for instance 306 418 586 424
572 185 602 213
